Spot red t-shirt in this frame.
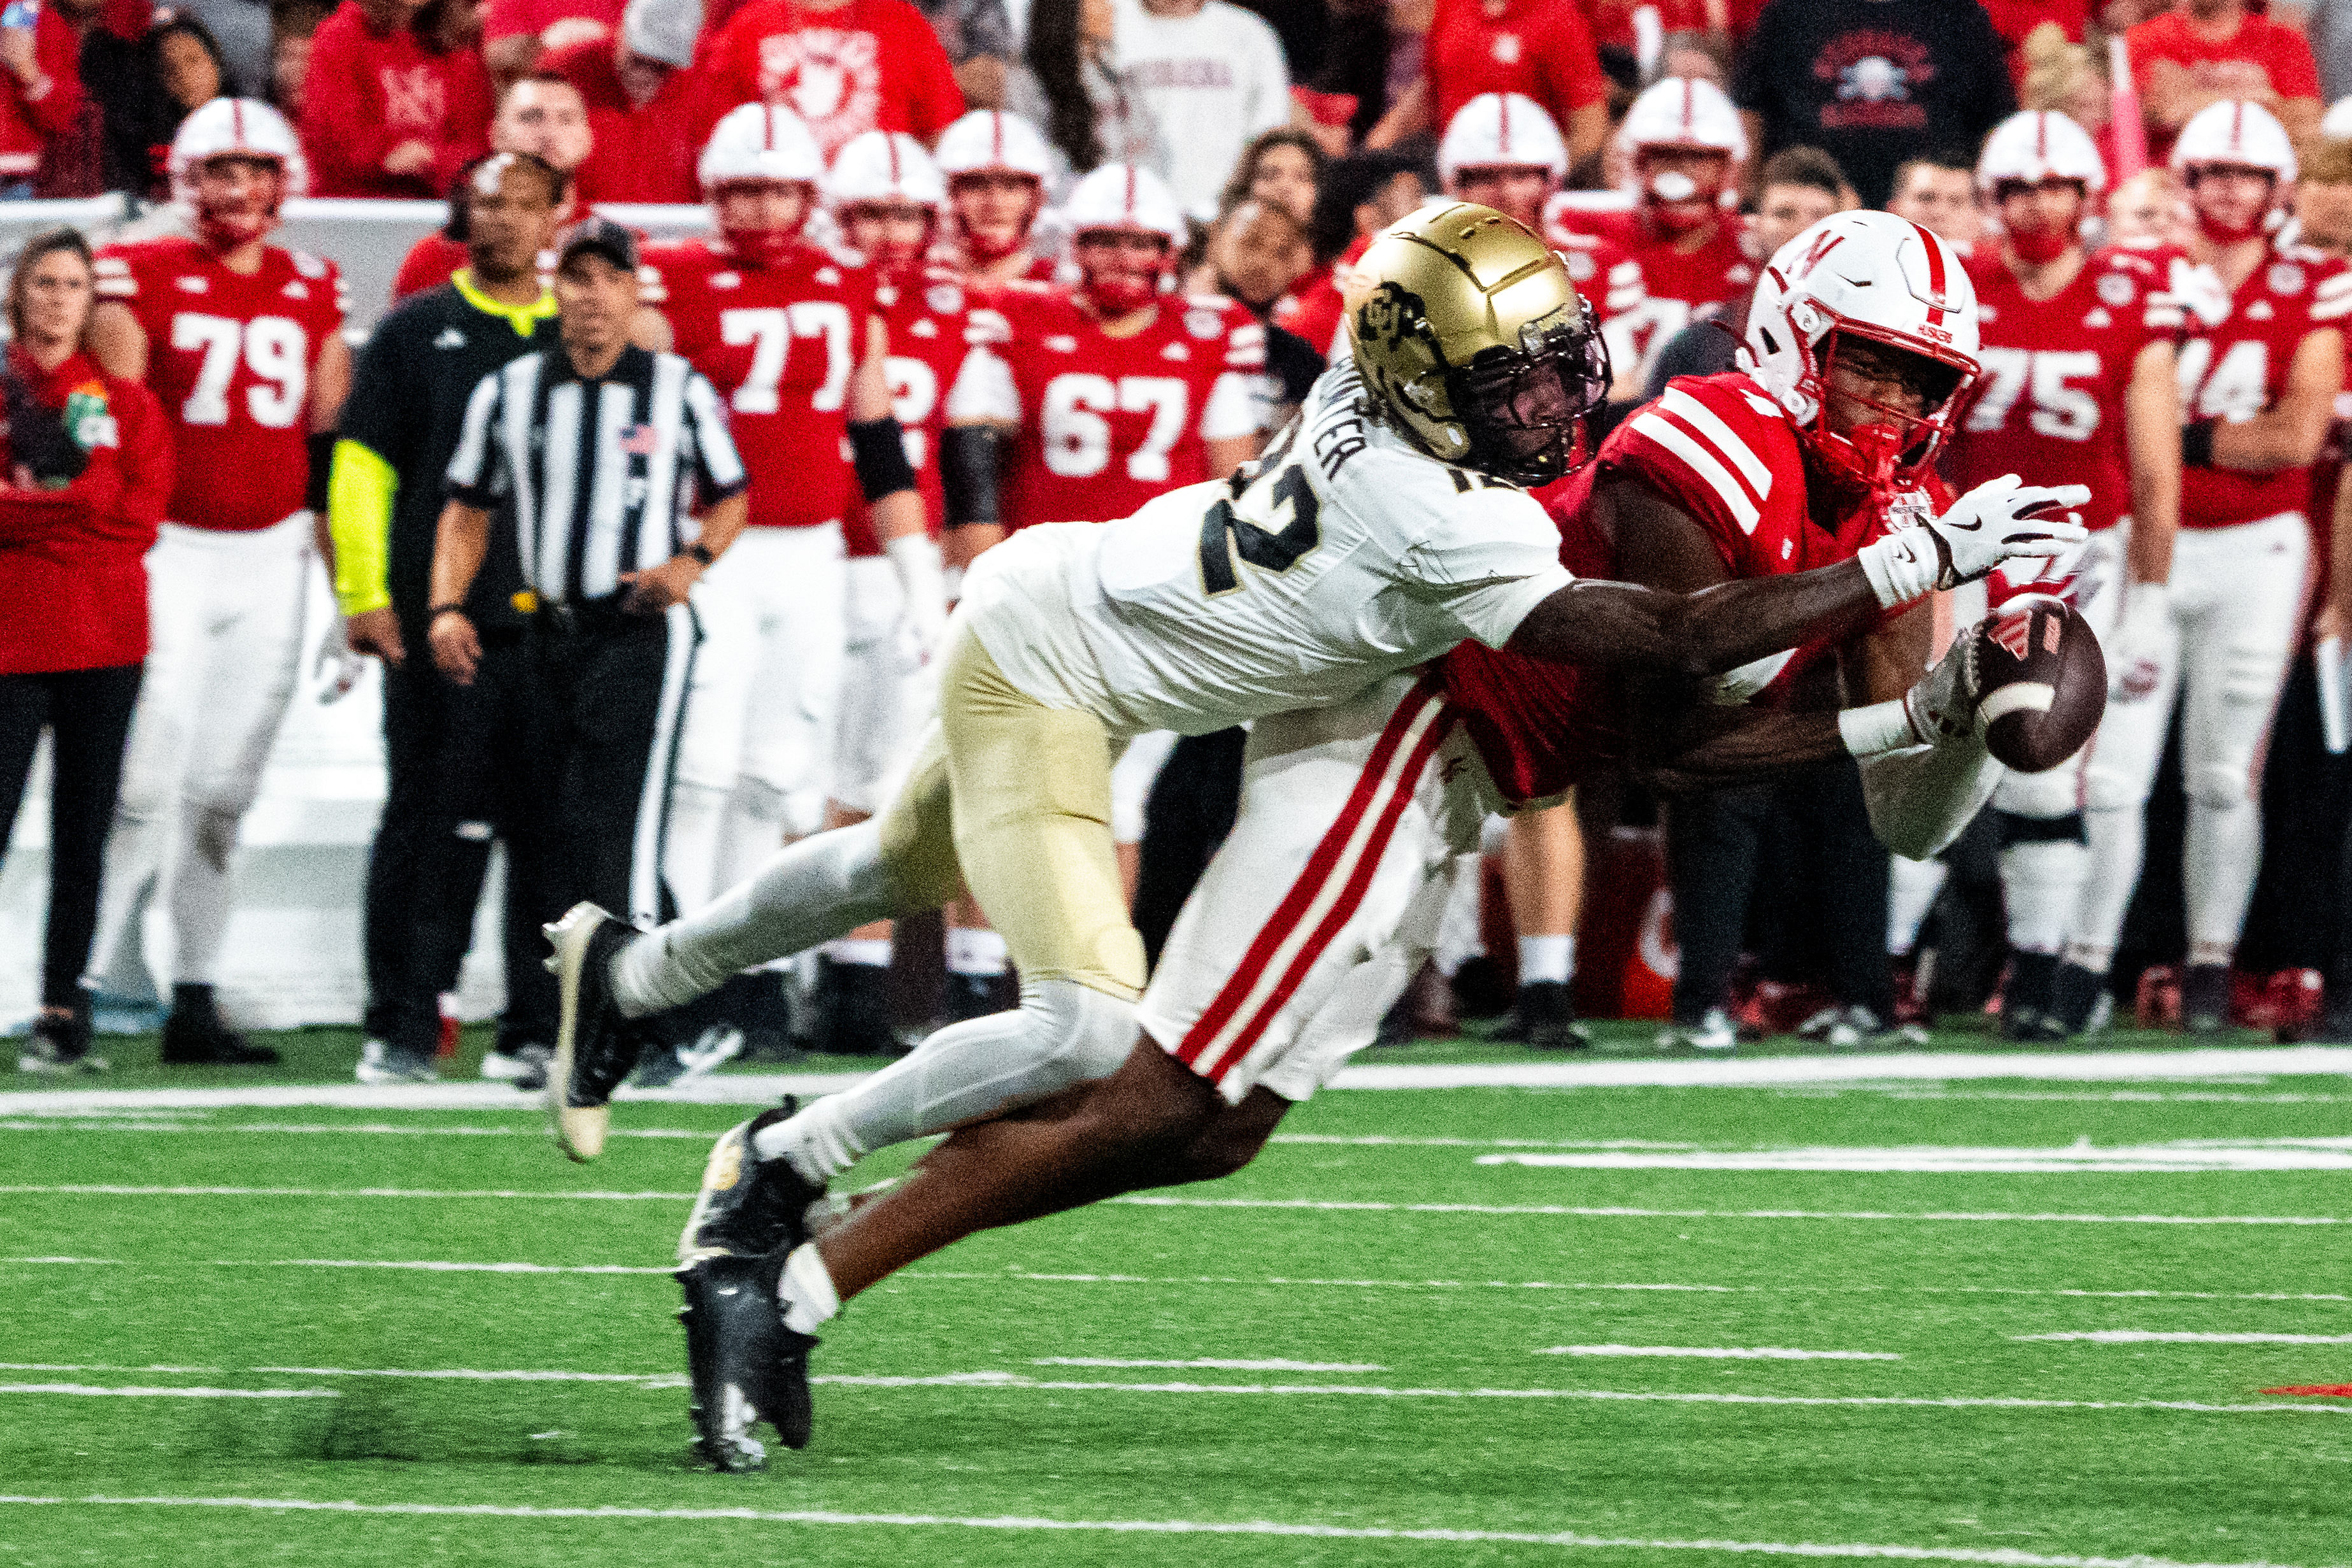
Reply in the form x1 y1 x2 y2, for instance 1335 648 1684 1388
0 350 171 675
2178 237 2352 529
699 0 966 160
299 1 494 197
641 236 876 529
1425 0 1607 132
483 0 622 42
0 6 85 180
545 37 703 205
2127 9 2320 164
92 238 347 533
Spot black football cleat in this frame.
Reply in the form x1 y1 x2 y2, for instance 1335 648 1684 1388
2181 963 2234 1035
160 985 280 1064
677 1251 816 1469
678 1100 826 1266
544 903 645 1161
1512 980 1591 1051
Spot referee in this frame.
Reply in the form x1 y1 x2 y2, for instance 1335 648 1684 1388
429 218 748 951
329 151 569 1087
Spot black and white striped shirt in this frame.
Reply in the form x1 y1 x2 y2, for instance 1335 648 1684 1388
445 344 746 604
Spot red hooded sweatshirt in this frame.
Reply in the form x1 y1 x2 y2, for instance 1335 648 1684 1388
300 0 492 197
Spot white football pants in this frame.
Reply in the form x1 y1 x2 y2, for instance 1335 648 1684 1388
85 511 312 990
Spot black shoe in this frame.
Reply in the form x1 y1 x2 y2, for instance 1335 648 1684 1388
809 957 901 1056
1999 952 2060 1042
159 985 279 1064
18 1003 106 1074
677 1251 816 1469
941 969 1013 1025
1509 980 1590 1051
543 903 646 1162
2046 961 2104 1039
1449 955 1511 1020
678 1101 825 1265
2182 963 2233 1034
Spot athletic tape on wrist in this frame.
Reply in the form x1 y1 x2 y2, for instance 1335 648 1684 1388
1839 698 1921 758
1857 532 1937 609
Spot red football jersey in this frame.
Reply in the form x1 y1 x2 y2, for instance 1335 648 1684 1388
1546 213 1651 379
967 285 1267 528
843 264 982 557
2176 238 2352 529
92 238 346 533
1584 206 1755 331
1440 371 1924 804
641 238 876 531
1949 243 2185 538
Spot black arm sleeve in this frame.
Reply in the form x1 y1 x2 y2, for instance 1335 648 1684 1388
848 416 918 503
939 424 1000 529
305 429 338 513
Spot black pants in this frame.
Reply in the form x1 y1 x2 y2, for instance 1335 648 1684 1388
524 604 693 927
0 663 141 1008
365 631 558 1056
1134 727 1248 967
1666 759 1892 1022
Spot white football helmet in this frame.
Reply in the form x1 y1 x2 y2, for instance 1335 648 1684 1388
1437 92 1568 188
1618 76 1746 162
169 98 306 248
1976 110 2107 195
699 102 825 192
933 108 1057 183
1063 161 1186 245
2171 97 2297 183
830 130 946 209
1741 210 1980 489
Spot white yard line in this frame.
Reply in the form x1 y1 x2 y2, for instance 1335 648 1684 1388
2016 1331 2352 1345
1476 1144 2352 1173
0 1185 697 1201
0 1383 335 1399
1032 1357 1386 1372
1536 1347 1900 1362
0 1495 2309 1568
3 1044 2348 1114
1108 1196 2352 1226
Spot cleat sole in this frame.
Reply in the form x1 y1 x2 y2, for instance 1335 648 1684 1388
546 902 616 1162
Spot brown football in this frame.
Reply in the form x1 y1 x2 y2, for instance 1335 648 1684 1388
1972 598 2107 773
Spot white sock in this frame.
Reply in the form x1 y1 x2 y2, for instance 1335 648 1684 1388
777 1243 841 1335
823 937 893 968
755 1097 867 1187
662 778 731 913
946 927 1008 976
1518 934 1573 987
1886 855 1948 957
1997 839 2086 957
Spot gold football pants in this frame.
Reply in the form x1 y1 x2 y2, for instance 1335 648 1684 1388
876 624 1147 1001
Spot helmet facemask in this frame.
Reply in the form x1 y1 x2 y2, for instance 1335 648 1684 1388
1993 177 2086 265
1638 147 1730 236
1074 230 1171 316
2185 162 2277 245
1448 310 1611 487
1800 326 1976 490
190 153 286 252
951 171 1042 263
714 180 814 269
843 198 936 273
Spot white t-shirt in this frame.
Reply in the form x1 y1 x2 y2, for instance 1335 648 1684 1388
964 364 1574 736
1111 0 1291 220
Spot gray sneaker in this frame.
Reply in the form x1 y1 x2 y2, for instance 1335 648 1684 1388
355 1039 438 1085
1656 1008 1736 1055
481 1043 553 1092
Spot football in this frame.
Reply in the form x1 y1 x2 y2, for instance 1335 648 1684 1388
1972 597 2107 773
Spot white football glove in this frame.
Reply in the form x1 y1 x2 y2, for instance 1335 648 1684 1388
2106 581 2174 703
1857 474 2091 608
885 532 948 666
314 611 366 704
1900 622 1988 748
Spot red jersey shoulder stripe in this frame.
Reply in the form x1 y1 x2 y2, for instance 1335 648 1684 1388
1625 397 1765 534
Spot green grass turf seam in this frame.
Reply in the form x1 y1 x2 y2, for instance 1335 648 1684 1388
0 1494 2322 1567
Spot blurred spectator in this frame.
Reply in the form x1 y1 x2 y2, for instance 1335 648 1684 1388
0 0 87 199
911 0 1014 108
2298 131 2352 253
1196 199 1318 413
173 0 270 96
0 229 173 1075
83 10 227 197
300 0 493 197
1278 145 1424 358
697 0 966 160
1732 0 2013 208
393 75 587 298
1978 0 2088 89
2127 0 2321 160
1580 0 1738 83
2318 0 2352 103
1215 124 1320 220
543 17 701 202
481 0 620 82
1109 0 1290 219
2107 164 2183 241
31 0 98 196
269 0 335 117
2016 22 2116 170
1369 0 1607 174
1007 0 1158 177
1884 152 1979 245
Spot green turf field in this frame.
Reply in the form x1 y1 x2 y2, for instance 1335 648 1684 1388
3 1026 2350 1566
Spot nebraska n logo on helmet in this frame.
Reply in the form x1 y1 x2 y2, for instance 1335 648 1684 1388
1347 201 1610 487
170 97 306 253
1742 210 1981 490
701 102 825 269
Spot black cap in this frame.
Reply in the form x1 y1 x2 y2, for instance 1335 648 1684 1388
557 216 639 274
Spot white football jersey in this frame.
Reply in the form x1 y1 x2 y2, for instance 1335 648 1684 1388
962 364 1575 736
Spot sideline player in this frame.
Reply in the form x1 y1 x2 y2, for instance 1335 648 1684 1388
1942 110 2185 1039
83 99 350 1064
2060 99 2346 1034
934 110 1060 292
658 210 2086 1466
811 129 994 1053
640 104 944 929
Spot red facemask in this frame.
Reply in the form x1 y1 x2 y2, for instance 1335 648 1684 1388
1077 239 1167 315
1643 166 1719 236
192 166 284 253
2195 208 2264 245
2007 222 2072 264
952 183 1041 264
723 227 804 270
861 218 934 273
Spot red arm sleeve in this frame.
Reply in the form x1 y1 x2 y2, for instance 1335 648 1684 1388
429 47 495 187
300 20 399 195
20 6 84 137
108 381 171 544
896 0 965 138
1538 0 1606 116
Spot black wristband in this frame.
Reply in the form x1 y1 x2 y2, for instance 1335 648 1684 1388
305 430 338 514
848 416 918 503
2182 418 2218 470
686 540 716 566
939 423 1000 529
429 602 469 621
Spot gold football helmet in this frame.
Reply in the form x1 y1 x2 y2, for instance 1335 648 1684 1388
1347 202 1609 485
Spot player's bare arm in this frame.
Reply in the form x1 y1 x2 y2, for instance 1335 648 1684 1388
2124 337 2183 585
2202 326 2344 471
85 298 145 381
